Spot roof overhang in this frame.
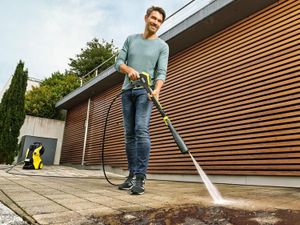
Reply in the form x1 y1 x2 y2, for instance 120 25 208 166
56 67 122 109
56 0 278 110
161 0 278 56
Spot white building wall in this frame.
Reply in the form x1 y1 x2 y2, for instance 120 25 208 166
19 115 65 165
0 76 41 101
26 78 40 92
0 76 12 101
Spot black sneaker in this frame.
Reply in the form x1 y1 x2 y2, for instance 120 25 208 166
118 172 135 190
130 174 145 195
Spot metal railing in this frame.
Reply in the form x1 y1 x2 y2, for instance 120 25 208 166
79 53 119 86
158 0 213 35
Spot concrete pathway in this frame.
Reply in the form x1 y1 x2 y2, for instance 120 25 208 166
0 165 299 225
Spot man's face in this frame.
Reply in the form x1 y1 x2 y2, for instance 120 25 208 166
145 10 163 34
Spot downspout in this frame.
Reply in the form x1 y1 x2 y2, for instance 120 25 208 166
82 98 91 165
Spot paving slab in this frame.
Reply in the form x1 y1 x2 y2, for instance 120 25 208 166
32 211 88 225
0 202 29 225
1 165 300 225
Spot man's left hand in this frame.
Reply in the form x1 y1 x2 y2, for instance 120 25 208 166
148 89 160 101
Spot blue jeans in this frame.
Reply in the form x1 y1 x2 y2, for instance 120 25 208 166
121 89 153 175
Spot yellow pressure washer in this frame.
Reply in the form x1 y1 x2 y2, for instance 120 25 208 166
23 142 45 170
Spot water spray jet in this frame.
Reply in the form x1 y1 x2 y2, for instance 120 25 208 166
139 72 225 203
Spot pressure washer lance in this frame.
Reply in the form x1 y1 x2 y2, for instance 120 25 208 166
138 72 189 154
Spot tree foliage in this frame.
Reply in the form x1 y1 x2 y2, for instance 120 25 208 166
25 72 80 120
69 38 118 77
25 37 117 121
0 61 28 164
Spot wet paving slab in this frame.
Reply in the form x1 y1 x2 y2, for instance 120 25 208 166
1 166 300 225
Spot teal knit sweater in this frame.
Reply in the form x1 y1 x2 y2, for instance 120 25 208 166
115 34 169 90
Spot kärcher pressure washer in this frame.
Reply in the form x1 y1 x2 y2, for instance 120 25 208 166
23 142 45 170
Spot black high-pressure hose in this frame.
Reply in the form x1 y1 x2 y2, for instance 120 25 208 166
1 161 24 172
101 91 123 186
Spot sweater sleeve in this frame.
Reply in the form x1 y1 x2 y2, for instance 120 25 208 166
155 42 169 82
114 37 129 72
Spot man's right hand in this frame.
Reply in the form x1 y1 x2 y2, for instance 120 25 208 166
119 64 140 80
127 68 140 81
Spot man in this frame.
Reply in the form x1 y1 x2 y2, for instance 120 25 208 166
114 6 169 195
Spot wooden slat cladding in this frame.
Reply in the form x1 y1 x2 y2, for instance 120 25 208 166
61 0 300 176
147 0 300 176
60 101 88 164
84 84 125 166
61 83 126 167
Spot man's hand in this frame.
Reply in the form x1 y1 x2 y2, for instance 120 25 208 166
149 89 160 101
149 80 164 101
127 68 140 81
119 64 139 80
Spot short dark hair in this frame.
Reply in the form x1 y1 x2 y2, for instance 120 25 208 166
146 6 166 22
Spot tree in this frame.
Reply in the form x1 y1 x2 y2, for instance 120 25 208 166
69 38 118 77
0 61 28 164
24 38 117 120
25 71 80 120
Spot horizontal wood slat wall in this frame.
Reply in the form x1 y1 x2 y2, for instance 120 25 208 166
61 0 300 176
84 84 124 165
147 0 300 176
60 101 88 164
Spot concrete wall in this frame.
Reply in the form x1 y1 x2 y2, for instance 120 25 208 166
19 115 65 165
